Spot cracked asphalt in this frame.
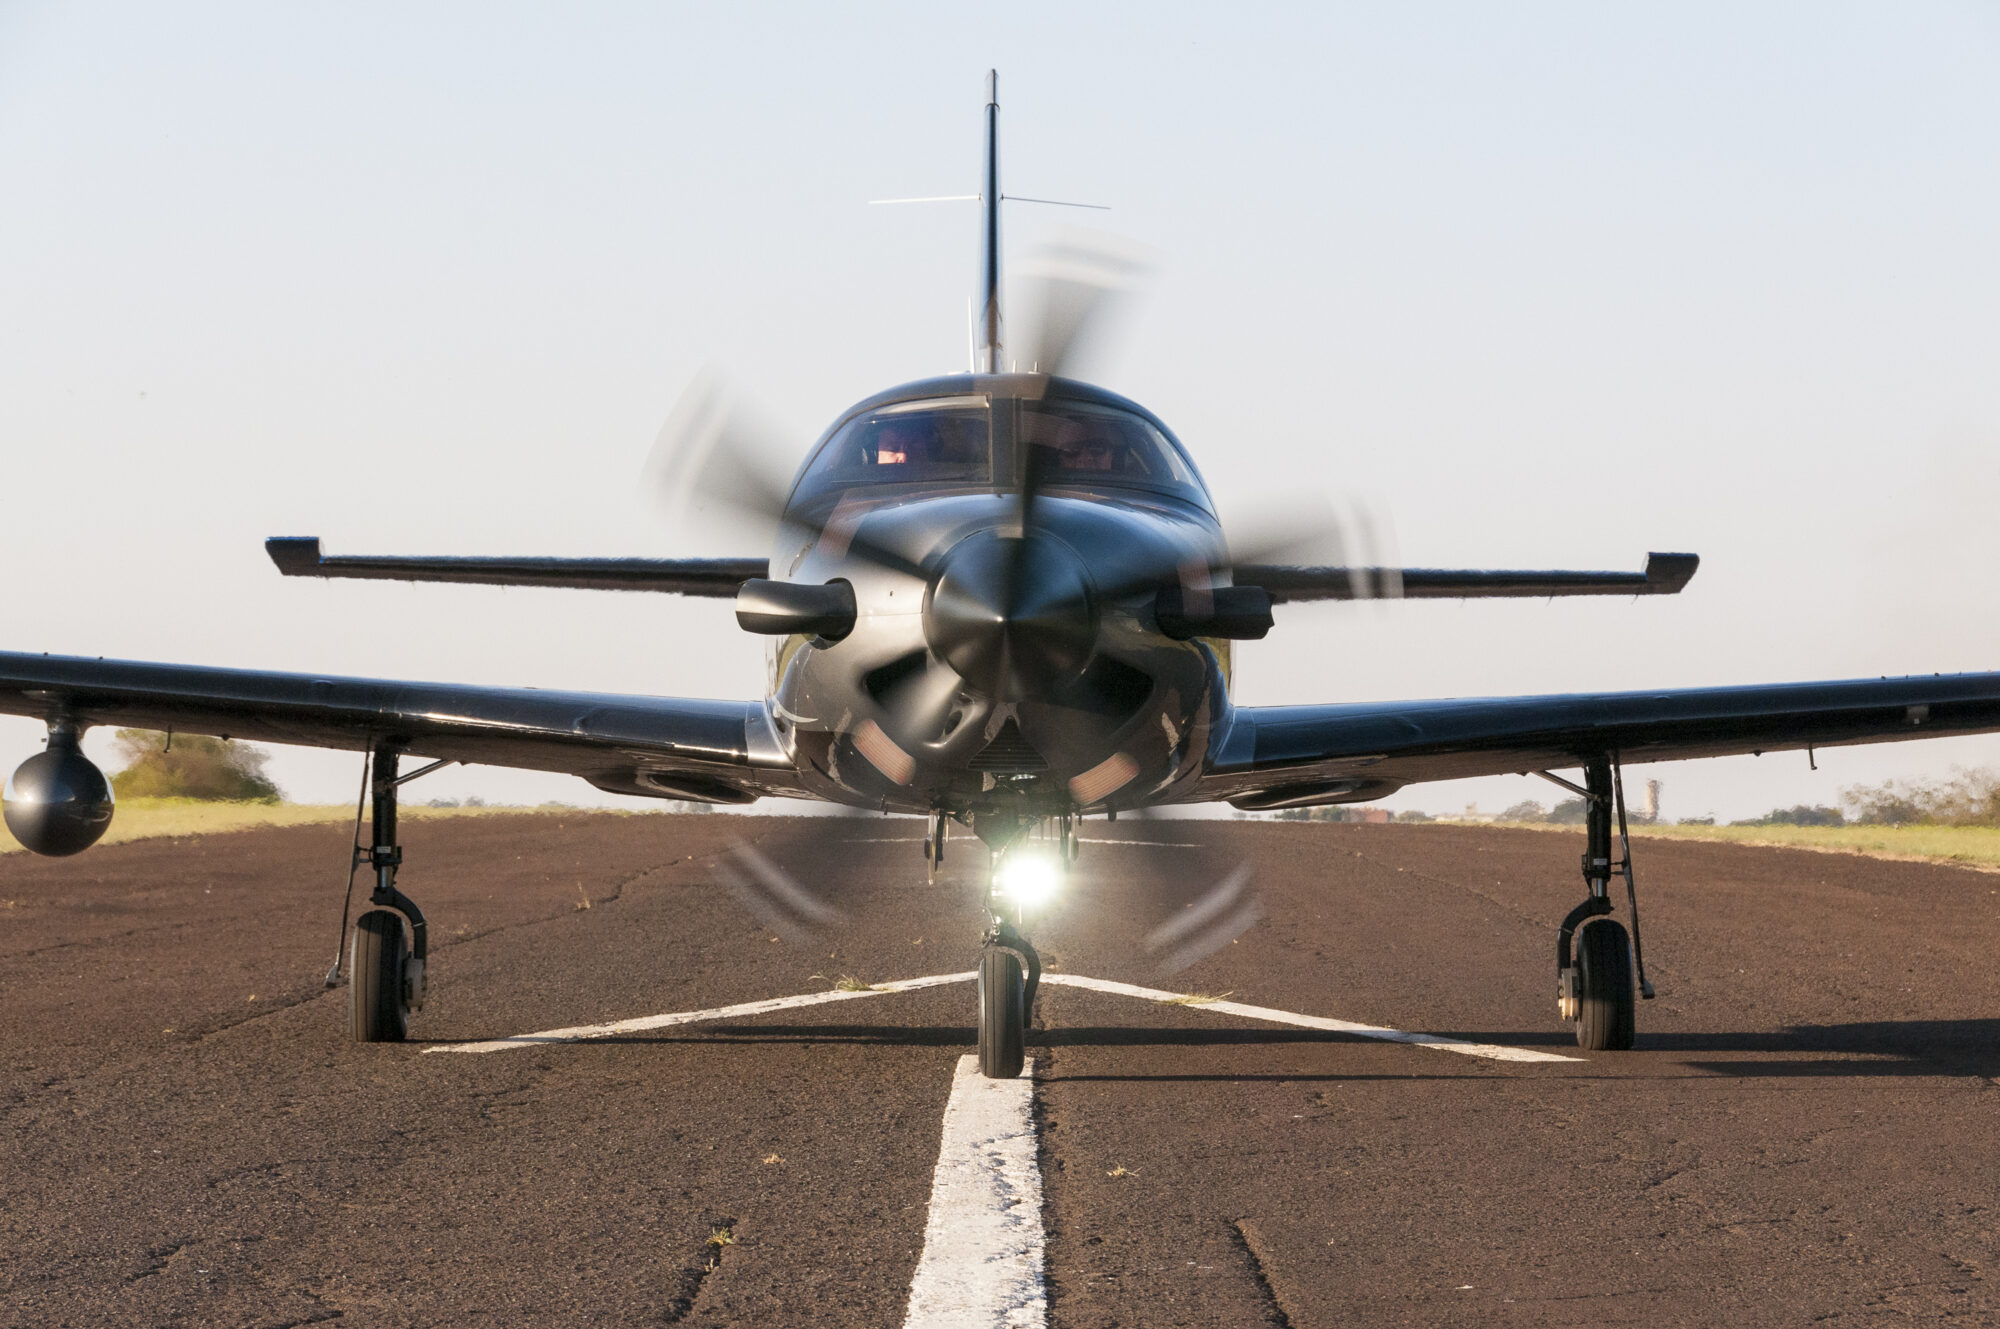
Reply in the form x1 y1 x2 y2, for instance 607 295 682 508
3 813 1996 1326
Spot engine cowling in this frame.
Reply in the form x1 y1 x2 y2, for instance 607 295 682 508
3 745 115 857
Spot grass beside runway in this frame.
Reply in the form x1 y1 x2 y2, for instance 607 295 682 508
0 797 597 853
1481 817 2000 871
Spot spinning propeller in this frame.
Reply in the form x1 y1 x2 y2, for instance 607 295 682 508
642 230 1403 741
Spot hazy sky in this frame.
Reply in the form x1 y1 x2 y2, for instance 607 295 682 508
2 2 1997 820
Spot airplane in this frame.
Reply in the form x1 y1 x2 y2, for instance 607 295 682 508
7 72 2000 1077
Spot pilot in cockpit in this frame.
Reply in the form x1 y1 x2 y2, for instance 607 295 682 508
1046 416 1119 473
873 418 930 466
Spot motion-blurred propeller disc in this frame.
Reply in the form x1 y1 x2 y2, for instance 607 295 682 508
643 367 925 577
1013 229 1154 381
644 367 797 553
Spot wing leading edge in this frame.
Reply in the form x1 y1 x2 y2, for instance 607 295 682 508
1238 552 1698 603
0 651 795 805
266 538 767 596
1198 671 2000 810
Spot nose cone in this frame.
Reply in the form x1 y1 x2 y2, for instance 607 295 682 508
925 530 1096 698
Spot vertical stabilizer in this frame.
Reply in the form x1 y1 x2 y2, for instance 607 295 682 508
979 70 1002 373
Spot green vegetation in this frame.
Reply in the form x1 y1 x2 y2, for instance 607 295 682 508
110 729 281 802
1735 804 1844 827
1840 767 2000 826
0 798 651 855
1489 817 2000 871
1634 821 2000 869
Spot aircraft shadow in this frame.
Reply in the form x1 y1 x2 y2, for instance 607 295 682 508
1462 1017 2000 1078
421 1019 2000 1078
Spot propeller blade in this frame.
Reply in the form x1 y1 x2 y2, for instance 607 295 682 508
1013 229 1153 380
644 368 927 580
644 368 796 551
1085 809 1266 976
880 651 974 744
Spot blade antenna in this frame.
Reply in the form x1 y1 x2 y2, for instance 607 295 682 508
979 69 1002 374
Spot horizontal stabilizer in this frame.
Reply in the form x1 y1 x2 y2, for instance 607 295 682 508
1236 552 1698 604
266 538 767 597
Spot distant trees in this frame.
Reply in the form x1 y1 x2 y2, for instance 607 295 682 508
1721 769 2000 828
109 730 282 802
1734 804 1844 827
1840 767 2000 826
1500 799 1546 822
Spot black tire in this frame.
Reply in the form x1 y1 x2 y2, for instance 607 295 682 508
350 909 409 1043
1575 916 1635 1051
977 947 1025 1078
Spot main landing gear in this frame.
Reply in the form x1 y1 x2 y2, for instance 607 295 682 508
1552 758 1655 1051
350 745 429 1042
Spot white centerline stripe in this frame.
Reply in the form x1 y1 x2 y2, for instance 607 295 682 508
1040 974 1583 1064
902 1056 1046 1329
427 972 975 1054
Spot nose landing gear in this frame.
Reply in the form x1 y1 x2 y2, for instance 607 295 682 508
973 823 1051 1078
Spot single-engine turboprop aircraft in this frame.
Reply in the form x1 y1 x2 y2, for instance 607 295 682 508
8 75 2000 1076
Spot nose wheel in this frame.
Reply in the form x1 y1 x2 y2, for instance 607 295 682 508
977 917 1040 1078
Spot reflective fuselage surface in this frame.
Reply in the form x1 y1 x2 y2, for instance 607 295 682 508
762 374 1233 820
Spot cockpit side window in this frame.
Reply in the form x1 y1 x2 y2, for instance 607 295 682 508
1019 401 1202 496
794 399 992 502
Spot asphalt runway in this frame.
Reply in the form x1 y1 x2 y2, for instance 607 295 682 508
4 814 1996 1326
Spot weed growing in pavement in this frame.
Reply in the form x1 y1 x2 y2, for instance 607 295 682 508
1164 992 1232 1006
574 883 592 910
811 973 875 992
1105 1166 1135 1177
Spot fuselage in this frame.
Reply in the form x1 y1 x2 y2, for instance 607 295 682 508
758 374 1236 821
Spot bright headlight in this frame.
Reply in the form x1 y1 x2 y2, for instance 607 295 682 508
997 846 1063 907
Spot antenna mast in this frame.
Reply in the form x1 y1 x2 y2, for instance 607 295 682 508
979 70 1002 374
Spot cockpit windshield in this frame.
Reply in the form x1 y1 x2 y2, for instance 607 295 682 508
796 397 993 494
790 390 1209 510
1019 400 1201 493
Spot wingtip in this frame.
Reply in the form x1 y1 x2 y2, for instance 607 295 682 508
1643 551 1700 591
266 537 323 576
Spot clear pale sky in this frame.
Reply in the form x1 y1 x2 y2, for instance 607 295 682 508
2 2 1997 821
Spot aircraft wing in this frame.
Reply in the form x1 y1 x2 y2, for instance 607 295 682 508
1197 671 2000 810
0 651 796 805
1237 552 1698 602
266 539 768 596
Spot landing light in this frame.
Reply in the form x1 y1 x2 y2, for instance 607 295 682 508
997 845 1064 907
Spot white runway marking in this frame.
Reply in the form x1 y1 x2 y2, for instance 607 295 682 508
429 972 974 1054
902 1056 1046 1329
436 971 1574 1063
1040 975 1583 1063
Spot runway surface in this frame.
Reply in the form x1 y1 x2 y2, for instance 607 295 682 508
4 813 1997 1326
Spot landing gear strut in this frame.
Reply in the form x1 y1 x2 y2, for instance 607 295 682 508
350 744 429 1042
1551 757 1654 1051
924 809 947 882
974 826 1046 1078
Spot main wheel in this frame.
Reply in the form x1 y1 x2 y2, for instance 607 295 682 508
1575 916 1636 1051
977 947 1025 1078
350 908 410 1043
